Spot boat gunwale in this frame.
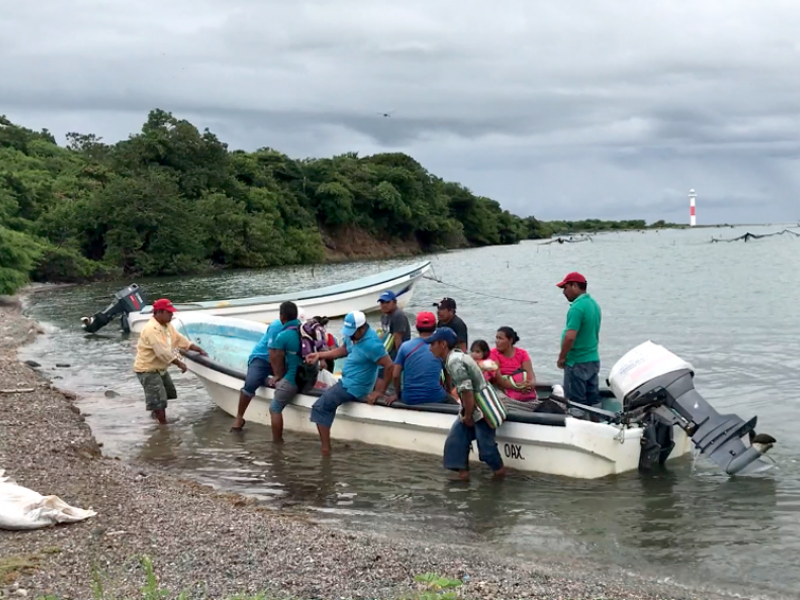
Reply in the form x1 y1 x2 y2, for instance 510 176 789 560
135 260 431 314
183 350 607 428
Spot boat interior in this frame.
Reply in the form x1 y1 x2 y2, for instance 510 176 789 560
179 318 623 428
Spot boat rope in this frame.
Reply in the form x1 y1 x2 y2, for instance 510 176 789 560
422 273 538 305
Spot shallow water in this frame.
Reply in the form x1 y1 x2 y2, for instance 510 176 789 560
20 225 800 598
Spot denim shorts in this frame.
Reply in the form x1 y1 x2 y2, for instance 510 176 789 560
241 358 272 397
309 382 357 428
563 360 600 406
269 378 299 414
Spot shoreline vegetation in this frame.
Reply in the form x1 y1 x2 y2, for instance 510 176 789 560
0 110 680 296
0 302 755 600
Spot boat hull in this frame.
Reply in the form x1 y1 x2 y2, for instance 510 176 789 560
183 355 693 480
127 261 430 334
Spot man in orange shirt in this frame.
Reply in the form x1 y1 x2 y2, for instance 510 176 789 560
133 298 207 424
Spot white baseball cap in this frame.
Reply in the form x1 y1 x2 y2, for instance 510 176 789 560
340 311 367 337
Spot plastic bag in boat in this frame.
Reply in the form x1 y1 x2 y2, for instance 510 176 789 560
314 369 339 390
0 469 97 530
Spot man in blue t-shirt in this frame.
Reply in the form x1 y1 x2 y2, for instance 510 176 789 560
306 311 393 455
386 311 449 406
267 301 305 442
231 315 284 431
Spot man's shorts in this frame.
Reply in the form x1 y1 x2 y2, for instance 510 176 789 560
269 378 300 414
241 358 272 398
137 371 177 412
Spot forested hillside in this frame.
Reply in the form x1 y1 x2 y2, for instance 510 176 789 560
0 109 673 295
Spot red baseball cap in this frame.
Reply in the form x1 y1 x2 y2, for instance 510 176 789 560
415 311 437 328
152 298 177 313
556 272 587 288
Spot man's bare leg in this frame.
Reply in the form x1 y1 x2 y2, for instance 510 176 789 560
270 412 284 443
316 424 332 455
231 392 251 430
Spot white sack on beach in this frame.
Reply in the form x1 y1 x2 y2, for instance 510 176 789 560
0 469 97 530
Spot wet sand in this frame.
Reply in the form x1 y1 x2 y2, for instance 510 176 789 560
0 303 770 599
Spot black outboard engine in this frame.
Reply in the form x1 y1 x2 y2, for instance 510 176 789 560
80 284 147 334
607 341 776 476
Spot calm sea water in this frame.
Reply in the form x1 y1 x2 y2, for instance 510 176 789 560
19 225 800 598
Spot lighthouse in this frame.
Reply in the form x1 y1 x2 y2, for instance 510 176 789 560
689 189 697 227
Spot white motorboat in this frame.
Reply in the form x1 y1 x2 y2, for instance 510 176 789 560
174 315 778 480
80 260 431 335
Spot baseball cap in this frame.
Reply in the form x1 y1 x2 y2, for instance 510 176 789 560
378 290 397 303
340 311 367 337
556 272 587 288
432 297 456 310
424 326 458 346
152 298 177 313
415 311 436 329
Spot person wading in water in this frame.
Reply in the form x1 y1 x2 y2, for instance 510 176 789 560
133 298 207 424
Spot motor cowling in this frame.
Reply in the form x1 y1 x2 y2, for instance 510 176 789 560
608 341 776 476
81 284 147 334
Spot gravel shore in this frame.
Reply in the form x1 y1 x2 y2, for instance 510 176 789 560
0 303 775 599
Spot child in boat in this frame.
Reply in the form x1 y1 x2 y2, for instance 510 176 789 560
470 339 498 382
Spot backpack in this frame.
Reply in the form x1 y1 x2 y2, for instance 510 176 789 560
286 319 328 391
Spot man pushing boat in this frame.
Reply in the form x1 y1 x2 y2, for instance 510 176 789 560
427 326 506 480
305 311 394 455
133 298 207 424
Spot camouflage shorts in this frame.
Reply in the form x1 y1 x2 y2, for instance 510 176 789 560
136 371 177 412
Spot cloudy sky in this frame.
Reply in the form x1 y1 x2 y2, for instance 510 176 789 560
3 1 800 224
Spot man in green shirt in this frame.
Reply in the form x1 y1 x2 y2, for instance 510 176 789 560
556 272 602 407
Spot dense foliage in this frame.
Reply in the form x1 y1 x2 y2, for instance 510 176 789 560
0 110 675 295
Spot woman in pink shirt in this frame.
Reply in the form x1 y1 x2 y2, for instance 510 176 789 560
489 327 538 402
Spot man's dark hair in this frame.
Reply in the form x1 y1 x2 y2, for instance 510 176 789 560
417 325 436 334
577 282 587 291
446 339 457 350
280 301 298 321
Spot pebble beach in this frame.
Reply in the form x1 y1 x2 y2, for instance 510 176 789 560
0 301 774 600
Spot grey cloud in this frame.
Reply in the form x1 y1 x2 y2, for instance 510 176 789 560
3 0 800 222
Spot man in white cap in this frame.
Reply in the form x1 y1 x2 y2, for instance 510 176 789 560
305 310 393 455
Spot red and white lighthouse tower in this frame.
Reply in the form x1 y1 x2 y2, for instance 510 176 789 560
689 189 697 227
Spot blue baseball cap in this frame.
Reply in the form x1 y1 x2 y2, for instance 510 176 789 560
340 311 367 337
424 326 457 346
378 290 397 303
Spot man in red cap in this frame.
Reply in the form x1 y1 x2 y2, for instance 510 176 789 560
133 298 207 424
386 311 452 406
555 272 602 409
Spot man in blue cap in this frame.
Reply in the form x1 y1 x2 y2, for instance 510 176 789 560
305 310 394 455
377 290 410 361
427 327 506 480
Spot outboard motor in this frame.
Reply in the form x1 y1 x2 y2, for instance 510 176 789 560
608 341 776 476
80 284 147 334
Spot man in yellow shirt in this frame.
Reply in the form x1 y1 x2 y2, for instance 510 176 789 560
133 298 207 424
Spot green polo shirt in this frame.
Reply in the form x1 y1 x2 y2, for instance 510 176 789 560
561 293 601 366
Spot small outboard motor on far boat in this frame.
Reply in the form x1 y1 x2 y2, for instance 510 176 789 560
80 284 147 334
603 341 777 476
